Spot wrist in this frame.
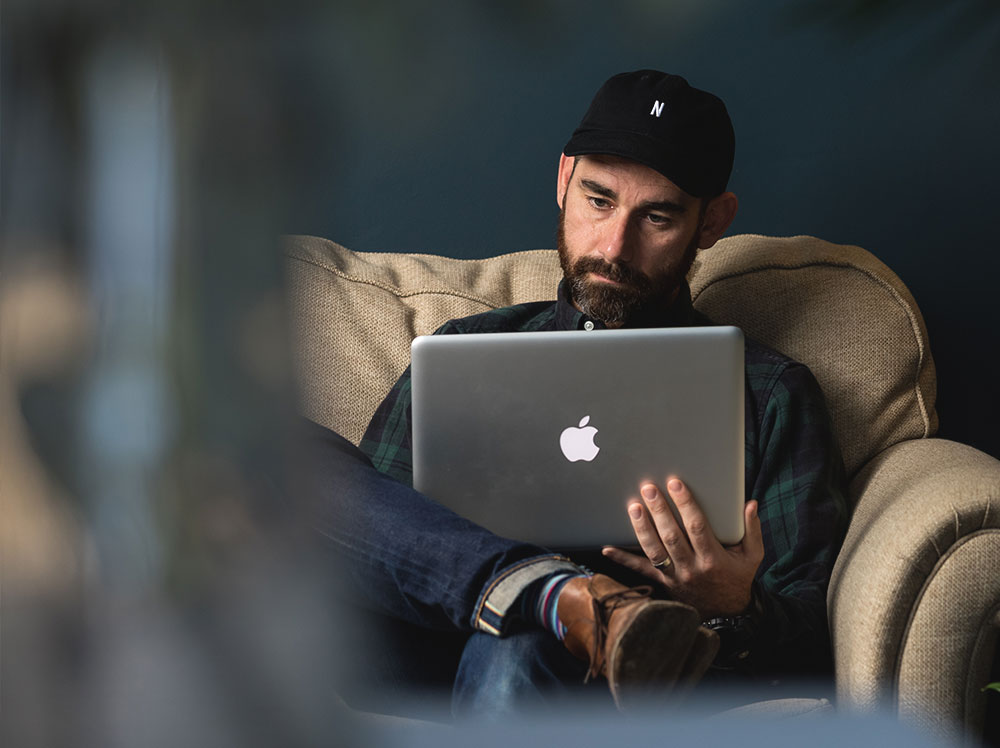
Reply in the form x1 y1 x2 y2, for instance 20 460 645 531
703 582 764 669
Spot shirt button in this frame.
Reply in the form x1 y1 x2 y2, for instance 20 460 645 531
583 320 595 331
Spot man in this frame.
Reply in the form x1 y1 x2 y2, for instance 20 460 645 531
312 70 847 716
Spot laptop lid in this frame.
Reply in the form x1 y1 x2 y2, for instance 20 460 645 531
411 326 745 549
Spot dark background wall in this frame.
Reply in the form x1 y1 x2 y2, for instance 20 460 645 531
280 0 1000 460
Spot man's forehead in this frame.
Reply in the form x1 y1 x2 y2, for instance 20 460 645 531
572 154 695 204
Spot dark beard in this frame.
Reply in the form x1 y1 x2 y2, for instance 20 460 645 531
556 209 698 327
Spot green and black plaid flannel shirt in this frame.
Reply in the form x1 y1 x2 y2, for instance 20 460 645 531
361 281 848 675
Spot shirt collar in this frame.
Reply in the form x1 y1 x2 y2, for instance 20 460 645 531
554 279 698 331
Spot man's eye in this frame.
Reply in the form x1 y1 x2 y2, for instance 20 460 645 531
647 213 670 225
587 196 611 210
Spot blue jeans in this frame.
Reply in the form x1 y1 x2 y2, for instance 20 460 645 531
302 420 592 716
453 629 613 718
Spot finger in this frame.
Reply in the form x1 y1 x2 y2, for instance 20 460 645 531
664 477 720 557
639 483 693 566
601 546 673 586
741 500 765 564
626 498 676 568
600 545 652 574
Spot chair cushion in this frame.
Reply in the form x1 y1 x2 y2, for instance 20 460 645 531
687 234 937 477
284 233 937 477
284 235 564 451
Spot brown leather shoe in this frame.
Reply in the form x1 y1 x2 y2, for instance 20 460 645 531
557 574 702 707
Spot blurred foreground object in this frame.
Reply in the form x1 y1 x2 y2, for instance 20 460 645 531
1 249 91 596
1 5 347 745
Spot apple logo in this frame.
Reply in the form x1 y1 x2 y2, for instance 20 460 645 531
560 415 600 462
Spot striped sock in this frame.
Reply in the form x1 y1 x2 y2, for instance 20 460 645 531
520 572 587 640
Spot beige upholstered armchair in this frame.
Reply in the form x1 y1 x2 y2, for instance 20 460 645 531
284 233 1000 745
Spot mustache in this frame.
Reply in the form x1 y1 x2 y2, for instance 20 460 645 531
571 256 651 290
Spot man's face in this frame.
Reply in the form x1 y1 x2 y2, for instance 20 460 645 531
556 155 706 328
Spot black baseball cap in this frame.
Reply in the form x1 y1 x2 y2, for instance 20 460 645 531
563 70 735 198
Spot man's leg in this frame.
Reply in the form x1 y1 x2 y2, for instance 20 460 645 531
301 420 711 713
301 419 581 634
452 629 609 719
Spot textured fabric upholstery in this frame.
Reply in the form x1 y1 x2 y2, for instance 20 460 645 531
284 233 1000 744
686 235 937 478
284 235 563 448
830 438 1000 743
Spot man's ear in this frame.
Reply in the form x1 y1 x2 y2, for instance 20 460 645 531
697 192 738 249
556 153 575 209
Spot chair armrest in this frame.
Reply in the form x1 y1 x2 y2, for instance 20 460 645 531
828 438 1000 743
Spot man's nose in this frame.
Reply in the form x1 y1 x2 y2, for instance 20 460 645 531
601 214 633 263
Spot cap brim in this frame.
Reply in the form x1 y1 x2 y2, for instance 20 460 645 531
564 129 709 198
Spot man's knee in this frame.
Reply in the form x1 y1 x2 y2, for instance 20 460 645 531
452 629 600 718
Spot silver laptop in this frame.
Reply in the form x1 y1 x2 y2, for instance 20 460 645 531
411 326 745 549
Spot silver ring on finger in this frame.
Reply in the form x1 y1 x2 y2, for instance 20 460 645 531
652 557 672 571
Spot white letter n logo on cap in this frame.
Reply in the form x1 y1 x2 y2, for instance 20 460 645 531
650 100 665 117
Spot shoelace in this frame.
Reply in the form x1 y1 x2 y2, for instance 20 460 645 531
585 583 654 682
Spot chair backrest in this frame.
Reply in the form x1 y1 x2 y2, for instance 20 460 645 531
284 233 937 477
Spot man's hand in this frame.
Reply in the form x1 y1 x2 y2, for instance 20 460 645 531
601 477 764 619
